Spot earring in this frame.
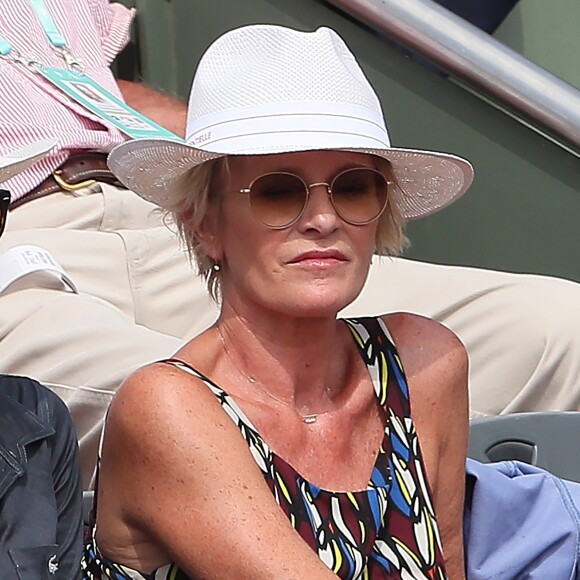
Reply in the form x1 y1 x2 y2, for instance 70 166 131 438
212 262 221 272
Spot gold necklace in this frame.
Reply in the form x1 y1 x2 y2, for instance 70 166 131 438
217 325 327 424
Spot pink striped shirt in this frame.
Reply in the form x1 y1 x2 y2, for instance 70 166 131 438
0 0 135 201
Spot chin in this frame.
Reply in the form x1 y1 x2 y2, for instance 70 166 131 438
278 286 360 319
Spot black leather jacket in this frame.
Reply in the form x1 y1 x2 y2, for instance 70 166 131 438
0 375 82 579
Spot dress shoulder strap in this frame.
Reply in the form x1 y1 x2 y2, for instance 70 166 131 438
344 316 408 407
160 358 264 441
161 357 206 379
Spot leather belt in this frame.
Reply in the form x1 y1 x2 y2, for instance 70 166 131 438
10 152 126 210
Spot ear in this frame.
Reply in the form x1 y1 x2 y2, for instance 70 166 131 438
194 211 223 262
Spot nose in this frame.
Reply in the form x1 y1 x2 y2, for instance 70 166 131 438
296 182 340 234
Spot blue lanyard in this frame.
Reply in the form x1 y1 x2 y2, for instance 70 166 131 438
0 39 12 56
0 38 40 68
0 1 82 70
29 0 67 48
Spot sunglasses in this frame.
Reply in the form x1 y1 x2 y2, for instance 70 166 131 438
236 167 390 229
0 190 10 239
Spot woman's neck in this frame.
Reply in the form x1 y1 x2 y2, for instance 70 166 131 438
215 305 356 417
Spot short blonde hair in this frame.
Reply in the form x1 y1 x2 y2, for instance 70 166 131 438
165 155 409 301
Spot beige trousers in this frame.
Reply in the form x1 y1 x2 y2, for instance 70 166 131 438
2 184 579 486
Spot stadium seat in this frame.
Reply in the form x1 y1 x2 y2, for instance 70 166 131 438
468 412 580 482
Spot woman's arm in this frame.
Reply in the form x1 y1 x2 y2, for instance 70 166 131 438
117 80 187 137
385 312 469 580
96 363 337 579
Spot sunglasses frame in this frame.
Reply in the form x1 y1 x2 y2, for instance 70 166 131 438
238 167 390 229
0 189 10 239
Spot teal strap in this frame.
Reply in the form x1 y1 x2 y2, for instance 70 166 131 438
29 0 67 47
0 39 12 56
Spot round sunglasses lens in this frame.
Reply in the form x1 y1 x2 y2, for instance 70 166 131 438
331 168 388 225
249 173 307 228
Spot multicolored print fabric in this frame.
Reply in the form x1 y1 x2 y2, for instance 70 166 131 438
82 317 447 579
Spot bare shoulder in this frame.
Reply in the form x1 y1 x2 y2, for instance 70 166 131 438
378 312 469 423
104 360 236 459
380 311 464 348
380 312 468 382
110 361 208 410
98 361 262 554
108 362 212 430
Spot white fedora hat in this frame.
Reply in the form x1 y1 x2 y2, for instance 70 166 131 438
0 139 59 185
108 25 474 220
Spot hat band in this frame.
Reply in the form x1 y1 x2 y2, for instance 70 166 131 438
185 102 391 155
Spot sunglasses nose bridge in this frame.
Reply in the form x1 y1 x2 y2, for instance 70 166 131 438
303 181 336 213
306 181 331 194
304 181 333 209
297 180 344 227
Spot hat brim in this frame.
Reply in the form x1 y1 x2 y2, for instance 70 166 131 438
0 139 59 184
108 138 473 220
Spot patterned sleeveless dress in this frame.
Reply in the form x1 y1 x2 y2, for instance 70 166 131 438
82 317 447 579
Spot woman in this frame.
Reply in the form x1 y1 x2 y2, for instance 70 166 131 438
82 24 473 579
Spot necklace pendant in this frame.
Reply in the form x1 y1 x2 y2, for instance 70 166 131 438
302 414 318 424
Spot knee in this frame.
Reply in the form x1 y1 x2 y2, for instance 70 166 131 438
469 275 580 413
508 276 580 351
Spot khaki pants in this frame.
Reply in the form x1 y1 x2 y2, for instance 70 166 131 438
2 184 579 485
346 258 580 417
1 184 218 486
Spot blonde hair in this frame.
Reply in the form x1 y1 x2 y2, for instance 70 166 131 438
165 155 409 301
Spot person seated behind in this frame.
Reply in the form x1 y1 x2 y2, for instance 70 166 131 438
0 375 83 579
0 0 207 488
82 24 471 579
0 145 83 580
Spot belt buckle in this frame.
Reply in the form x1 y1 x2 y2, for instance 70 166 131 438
53 170 97 192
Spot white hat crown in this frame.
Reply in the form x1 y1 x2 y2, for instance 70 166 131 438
185 25 391 154
108 24 473 220
190 26 381 116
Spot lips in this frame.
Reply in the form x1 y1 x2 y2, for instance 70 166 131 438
288 249 348 264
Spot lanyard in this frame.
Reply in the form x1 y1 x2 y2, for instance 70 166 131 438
0 1 180 140
0 39 12 56
29 0 67 48
0 0 82 71
0 38 41 69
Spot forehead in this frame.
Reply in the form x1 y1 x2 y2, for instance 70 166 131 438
227 150 379 178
